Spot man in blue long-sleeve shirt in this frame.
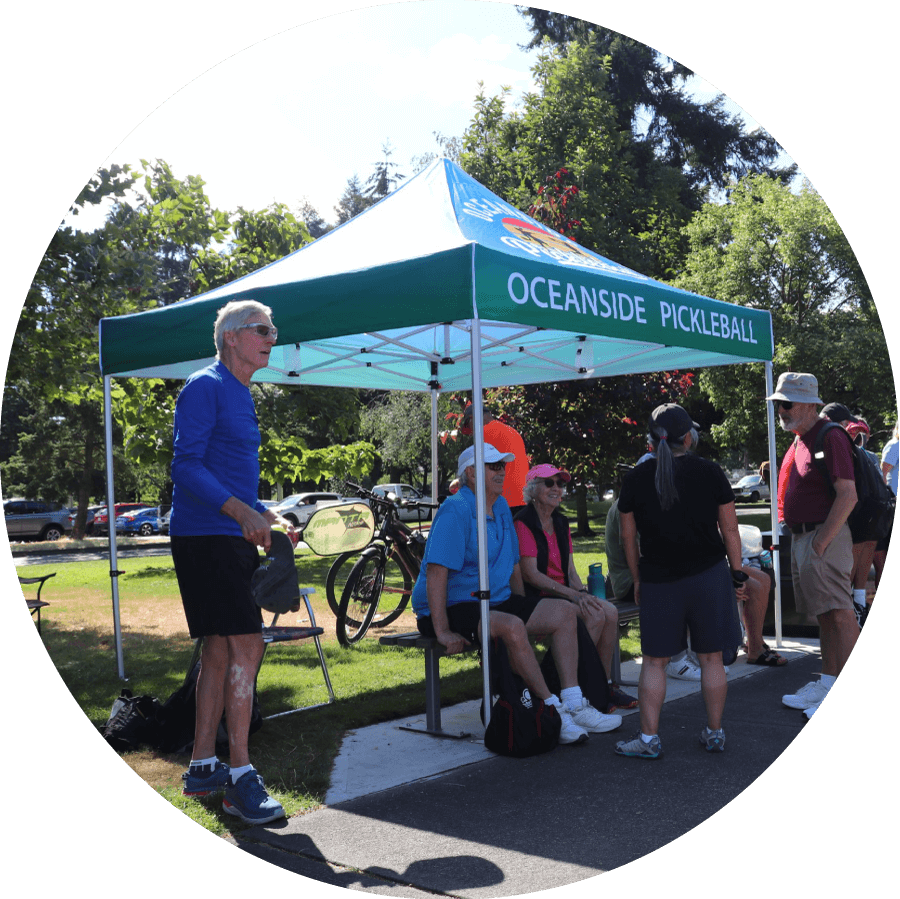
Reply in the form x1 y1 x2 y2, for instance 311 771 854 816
171 299 290 825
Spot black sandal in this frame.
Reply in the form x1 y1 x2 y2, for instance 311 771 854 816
746 647 787 666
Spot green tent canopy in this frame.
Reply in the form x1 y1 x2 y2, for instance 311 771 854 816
98 158 782 696
100 158 773 389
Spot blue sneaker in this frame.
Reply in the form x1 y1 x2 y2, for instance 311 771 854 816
182 760 230 796
222 770 285 825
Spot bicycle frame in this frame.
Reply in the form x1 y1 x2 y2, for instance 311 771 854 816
365 503 424 596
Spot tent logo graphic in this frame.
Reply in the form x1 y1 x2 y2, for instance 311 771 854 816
501 216 592 262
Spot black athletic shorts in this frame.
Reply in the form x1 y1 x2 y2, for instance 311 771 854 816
416 593 542 644
171 534 262 639
638 560 733 658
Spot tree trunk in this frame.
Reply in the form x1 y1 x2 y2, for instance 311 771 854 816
573 483 594 537
73 433 95 539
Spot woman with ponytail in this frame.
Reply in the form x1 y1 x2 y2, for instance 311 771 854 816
614 404 747 759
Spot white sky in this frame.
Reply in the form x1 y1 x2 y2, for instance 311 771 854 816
46 0 779 232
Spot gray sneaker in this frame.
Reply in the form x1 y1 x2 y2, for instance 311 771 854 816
614 731 662 759
699 726 726 752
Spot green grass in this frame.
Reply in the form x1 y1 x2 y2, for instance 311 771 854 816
19 499 642 837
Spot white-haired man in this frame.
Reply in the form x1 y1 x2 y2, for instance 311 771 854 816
170 299 292 824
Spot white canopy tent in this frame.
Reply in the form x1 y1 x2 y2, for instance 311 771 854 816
99 158 781 717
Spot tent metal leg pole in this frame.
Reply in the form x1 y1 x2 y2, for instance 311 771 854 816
430 386 439 505
764 363 783 647
470 311 492 728
103 376 126 680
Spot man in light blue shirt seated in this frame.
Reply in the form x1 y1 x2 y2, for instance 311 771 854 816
413 443 622 743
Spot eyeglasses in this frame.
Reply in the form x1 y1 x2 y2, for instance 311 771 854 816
237 323 278 340
485 461 507 471
775 400 794 411
542 478 567 489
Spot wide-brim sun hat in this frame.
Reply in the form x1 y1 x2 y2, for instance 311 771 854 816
766 372 823 405
526 464 572 483
457 443 515 476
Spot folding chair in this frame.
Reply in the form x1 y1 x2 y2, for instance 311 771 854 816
19 572 55 634
184 587 335 717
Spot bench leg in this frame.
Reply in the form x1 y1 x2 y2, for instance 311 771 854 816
614 626 640 688
397 647 472 740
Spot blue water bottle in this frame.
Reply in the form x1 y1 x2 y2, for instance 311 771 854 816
587 563 606 599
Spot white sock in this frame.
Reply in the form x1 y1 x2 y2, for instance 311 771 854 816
544 695 562 708
561 686 584 709
820 675 836 690
853 589 866 607
189 755 217 770
228 764 254 784
640 732 657 743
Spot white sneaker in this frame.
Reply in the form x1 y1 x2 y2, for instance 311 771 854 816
666 658 702 681
782 679 829 710
566 700 622 733
556 706 589 744
803 703 821 720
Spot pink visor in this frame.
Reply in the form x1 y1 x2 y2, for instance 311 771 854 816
526 464 571 483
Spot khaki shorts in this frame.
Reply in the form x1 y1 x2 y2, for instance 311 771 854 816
791 524 853 618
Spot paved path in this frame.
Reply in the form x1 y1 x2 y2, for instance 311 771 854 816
225 640 820 896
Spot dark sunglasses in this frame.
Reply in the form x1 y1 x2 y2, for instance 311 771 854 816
775 400 794 410
485 461 507 471
542 478 567 488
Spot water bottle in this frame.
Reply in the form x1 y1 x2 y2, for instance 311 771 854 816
587 563 606 599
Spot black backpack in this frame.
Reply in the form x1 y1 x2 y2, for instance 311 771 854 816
481 638 561 757
813 423 895 542
102 690 161 752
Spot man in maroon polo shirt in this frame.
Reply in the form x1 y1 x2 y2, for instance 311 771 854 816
768 372 859 719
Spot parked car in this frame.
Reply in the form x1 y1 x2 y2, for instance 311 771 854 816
372 483 433 522
271 492 350 529
116 506 161 537
67 504 103 536
731 474 770 503
157 507 171 535
3 499 71 541
93 502 151 536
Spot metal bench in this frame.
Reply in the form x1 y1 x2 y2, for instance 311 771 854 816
381 592 641 736
608 596 640 686
378 631 478 739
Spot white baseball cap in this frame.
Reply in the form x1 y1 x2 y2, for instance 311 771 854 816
457 443 515 476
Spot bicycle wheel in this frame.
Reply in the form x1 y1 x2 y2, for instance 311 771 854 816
325 551 358 618
367 552 413 628
337 553 385 646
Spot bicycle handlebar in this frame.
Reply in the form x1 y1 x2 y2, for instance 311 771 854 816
343 482 438 511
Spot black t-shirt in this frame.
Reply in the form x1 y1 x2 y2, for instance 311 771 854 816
618 453 734 583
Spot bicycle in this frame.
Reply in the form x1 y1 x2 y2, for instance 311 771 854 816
331 482 435 646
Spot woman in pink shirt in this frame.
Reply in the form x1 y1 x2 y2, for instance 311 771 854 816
514 464 637 711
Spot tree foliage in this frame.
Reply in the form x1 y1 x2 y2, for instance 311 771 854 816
675 175 893 457
518 8 793 194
